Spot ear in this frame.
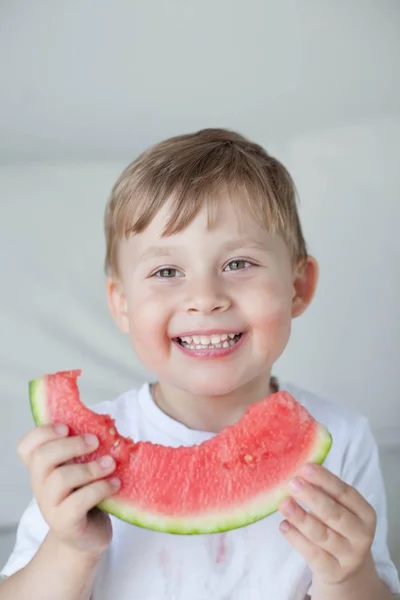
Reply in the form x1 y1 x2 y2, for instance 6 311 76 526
106 277 130 333
291 255 319 318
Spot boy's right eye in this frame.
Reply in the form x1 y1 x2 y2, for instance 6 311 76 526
152 267 182 278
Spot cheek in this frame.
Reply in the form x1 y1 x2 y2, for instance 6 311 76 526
246 280 293 342
256 303 292 352
125 290 172 363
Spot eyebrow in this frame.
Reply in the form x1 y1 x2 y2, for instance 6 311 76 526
138 238 268 262
138 246 180 261
221 238 268 253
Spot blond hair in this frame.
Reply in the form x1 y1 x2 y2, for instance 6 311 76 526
104 128 307 276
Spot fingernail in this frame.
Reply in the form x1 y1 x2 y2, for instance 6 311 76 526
84 434 98 447
301 463 316 477
289 477 304 491
281 498 295 515
54 424 68 436
99 455 114 469
280 521 291 532
109 477 120 489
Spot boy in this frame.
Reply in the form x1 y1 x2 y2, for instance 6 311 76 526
1 128 399 599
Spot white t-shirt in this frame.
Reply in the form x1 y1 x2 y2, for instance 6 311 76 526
2 382 400 599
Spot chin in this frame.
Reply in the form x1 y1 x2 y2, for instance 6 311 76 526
174 372 254 398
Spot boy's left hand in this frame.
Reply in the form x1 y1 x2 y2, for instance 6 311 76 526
278 463 377 587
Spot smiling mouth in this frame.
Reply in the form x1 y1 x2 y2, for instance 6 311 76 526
175 333 243 350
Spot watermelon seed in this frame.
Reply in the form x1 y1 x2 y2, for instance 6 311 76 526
244 454 253 463
112 439 120 448
109 428 116 435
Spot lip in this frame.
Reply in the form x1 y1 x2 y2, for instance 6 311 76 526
172 332 246 360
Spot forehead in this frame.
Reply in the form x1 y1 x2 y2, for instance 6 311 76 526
143 195 269 240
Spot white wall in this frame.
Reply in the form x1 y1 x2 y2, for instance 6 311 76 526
1 114 400 527
1 0 399 162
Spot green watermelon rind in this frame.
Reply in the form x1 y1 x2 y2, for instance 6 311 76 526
29 378 50 425
29 374 333 535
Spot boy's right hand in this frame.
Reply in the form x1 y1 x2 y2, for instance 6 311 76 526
18 424 120 558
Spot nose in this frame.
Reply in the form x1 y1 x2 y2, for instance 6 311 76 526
183 279 231 315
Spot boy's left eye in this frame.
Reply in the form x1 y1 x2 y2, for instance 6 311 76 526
224 259 252 271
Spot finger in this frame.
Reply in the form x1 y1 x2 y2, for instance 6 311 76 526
18 424 69 466
46 456 117 505
280 519 340 574
287 476 363 539
59 477 121 526
279 497 350 557
299 464 373 523
30 434 100 486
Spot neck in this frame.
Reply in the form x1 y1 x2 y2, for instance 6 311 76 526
152 373 278 433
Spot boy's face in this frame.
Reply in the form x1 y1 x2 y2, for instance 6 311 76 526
108 199 316 397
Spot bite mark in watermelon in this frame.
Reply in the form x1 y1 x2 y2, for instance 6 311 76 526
29 370 332 534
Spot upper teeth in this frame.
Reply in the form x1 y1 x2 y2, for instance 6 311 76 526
180 333 237 345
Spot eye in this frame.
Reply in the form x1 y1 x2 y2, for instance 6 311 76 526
152 267 183 279
224 259 252 271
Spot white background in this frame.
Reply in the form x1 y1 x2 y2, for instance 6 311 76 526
0 0 399 566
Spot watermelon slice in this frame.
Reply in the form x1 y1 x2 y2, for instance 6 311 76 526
29 370 332 534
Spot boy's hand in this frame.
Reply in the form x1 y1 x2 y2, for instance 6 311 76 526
278 464 377 589
18 424 121 558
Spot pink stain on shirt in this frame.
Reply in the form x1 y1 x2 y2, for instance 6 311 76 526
216 534 227 564
159 548 169 576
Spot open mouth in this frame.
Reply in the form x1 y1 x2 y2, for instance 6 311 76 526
175 333 243 350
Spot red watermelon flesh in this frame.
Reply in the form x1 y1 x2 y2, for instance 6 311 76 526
29 370 332 534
